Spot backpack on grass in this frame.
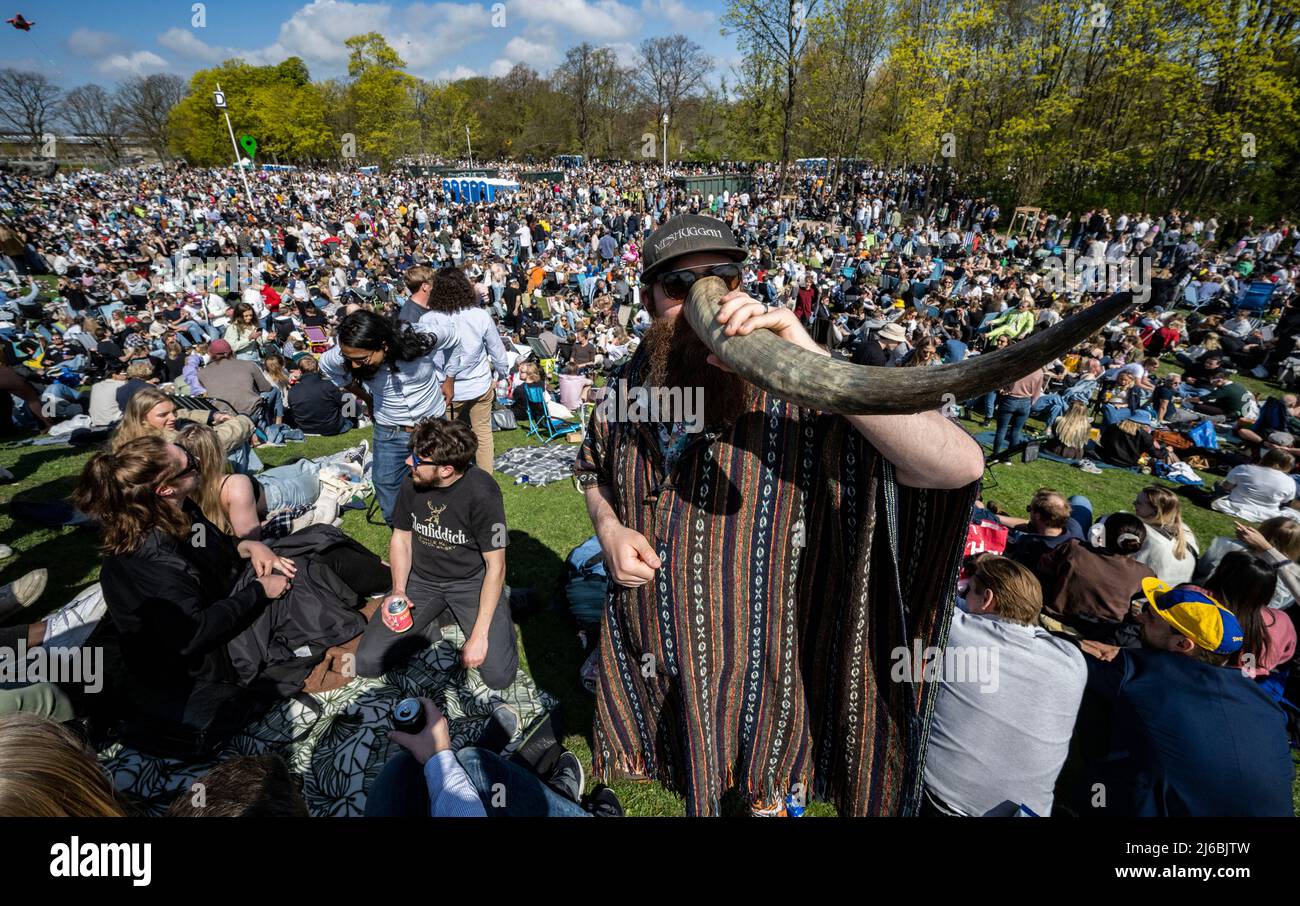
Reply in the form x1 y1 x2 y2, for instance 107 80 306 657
564 536 608 631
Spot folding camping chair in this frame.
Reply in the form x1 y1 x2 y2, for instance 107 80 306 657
523 384 581 443
1236 281 1279 315
302 325 331 354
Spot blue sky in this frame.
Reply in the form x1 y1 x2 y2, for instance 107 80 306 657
2 0 741 88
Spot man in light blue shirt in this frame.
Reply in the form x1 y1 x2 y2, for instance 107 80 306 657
923 554 1087 817
320 309 460 524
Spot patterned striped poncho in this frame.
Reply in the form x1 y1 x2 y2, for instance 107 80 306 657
575 352 978 816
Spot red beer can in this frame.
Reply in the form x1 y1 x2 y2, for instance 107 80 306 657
383 596 413 633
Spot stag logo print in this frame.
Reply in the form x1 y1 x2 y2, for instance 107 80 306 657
412 500 467 551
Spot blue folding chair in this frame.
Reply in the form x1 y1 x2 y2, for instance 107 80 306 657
1236 280 1279 314
523 384 581 443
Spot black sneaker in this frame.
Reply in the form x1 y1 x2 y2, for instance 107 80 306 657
475 702 520 754
546 749 585 804
584 785 624 817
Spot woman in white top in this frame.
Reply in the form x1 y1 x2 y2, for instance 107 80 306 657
1211 450 1298 523
431 267 509 473
1132 486 1198 583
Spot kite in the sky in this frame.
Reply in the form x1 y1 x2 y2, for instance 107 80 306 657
5 13 34 30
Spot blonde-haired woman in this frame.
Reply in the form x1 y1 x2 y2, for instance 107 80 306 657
110 386 253 456
0 713 125 816
174 422 367 541
510 361 573 423
1048 399 1092 459
1132 486 1198 583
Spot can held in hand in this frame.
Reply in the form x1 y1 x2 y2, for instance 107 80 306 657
392 697 426 734
383 596 413 633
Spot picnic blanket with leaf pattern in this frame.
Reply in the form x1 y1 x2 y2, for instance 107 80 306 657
97 623 557 816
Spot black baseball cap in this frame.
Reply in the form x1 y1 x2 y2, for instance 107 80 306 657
640 214 747 284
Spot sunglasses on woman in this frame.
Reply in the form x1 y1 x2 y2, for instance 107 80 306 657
174 449 201 480
653 263 743 301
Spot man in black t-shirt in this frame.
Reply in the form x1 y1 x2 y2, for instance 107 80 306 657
355 419 517 688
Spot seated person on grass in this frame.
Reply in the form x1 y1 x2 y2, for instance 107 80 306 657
72 436 387 753
1191 372 1249 419
1067 580 1293 817
991 487 1087 571
1035 513 1157 646
1210 449 1297 523
1096 410 1168 469
367 697 623 818
923 554 1087 817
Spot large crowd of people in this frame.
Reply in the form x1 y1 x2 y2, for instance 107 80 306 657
0 153 1297 818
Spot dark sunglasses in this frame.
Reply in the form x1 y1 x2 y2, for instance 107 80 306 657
409 453 445 469
174 449 200 480
654 263 742 301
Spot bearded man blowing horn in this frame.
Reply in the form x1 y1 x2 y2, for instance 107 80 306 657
576 213 1128 816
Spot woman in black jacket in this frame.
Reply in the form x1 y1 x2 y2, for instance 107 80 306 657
72 436 383 754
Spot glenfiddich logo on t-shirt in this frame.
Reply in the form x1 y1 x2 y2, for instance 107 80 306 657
414 500 468 550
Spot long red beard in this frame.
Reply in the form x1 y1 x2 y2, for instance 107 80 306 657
642 314 753 428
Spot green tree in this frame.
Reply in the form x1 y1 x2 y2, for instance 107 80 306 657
344 32 418 166
724 0 822 192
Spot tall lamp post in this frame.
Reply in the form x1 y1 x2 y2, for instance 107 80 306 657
662 112 668 175
213 84 254 207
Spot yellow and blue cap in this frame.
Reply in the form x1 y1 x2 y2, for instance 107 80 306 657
1140 578 1244 656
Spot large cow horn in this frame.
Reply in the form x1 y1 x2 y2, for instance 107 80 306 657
682 278 1133 416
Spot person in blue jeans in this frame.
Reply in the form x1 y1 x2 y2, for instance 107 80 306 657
366 698 621 817
993 393 1033 455
1030 392 1067 432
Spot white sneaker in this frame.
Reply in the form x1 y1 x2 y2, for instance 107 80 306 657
345 440 369 467
0 543 12 560
43 583 107 650
1078 459 1103 474
0 568 47 620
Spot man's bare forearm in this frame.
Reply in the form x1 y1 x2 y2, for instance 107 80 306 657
584 484 622 535
389 530 412 594
847 410 985 489
474 558 505 640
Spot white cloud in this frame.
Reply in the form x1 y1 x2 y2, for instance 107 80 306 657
605 41 640 67
502 36 559 68
640 0 714 31
435 65 479 81
158 27 235 65
153 0 497 78
66 28 125 58
97 51 169 80
508 0 640 41
488 58 515 77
